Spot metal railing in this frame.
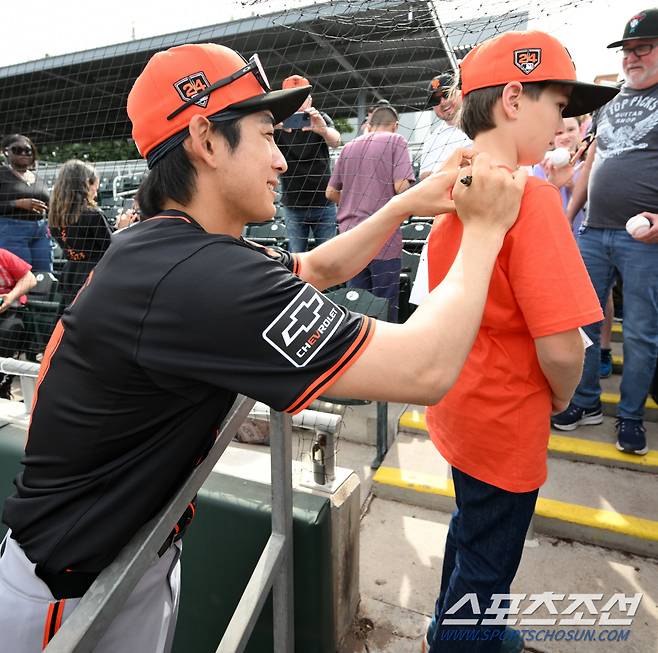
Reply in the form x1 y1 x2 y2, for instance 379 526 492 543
0 357 296 653
39 394 292 653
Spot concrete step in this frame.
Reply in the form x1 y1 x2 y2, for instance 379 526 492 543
373 432 658 558
399 409 658 474
344 496 658 653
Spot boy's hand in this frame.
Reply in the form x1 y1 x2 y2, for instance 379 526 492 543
453 152 527 234
551 395 570 415
393 148 472 219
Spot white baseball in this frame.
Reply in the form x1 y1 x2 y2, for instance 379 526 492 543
625 214 652 238
545 147 571 168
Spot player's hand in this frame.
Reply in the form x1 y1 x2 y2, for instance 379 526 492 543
634 211 658 244
15 198 47 213
393 148 473 218
453 152 527 234
303 107 328 135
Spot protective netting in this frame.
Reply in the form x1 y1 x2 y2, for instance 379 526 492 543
0 0 596 375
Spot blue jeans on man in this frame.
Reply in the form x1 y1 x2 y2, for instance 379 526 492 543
283 204 337 253
347 258 401 322
0 218 53 271
573 227 658 419
429 468 538 652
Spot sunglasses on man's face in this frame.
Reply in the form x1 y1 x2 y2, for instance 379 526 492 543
167 53 271 121
9 146 33 156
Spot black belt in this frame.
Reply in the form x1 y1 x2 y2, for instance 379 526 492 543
35 500 197 600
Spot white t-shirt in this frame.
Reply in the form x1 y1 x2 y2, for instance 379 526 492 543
419 121 472 176
411 122 471 306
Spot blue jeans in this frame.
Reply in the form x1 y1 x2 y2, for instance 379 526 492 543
429 468 538 653
0 218 53 271
283 205 336 253
573 227 658 419
347 258 401 322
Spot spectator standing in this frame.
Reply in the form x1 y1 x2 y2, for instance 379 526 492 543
412 75 473 307
357 98 392 136
422 30 616 652
532 116 586 235
326 106 415 321
419 74 472 180
552 8 658 456
0 248 37 398
0 135 52 271
274 75 341 252
49 160 112 308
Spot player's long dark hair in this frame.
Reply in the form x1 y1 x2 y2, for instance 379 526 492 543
49 159 99 228
137 118 242 218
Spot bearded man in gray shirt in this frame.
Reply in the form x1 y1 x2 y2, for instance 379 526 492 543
552 8 658 456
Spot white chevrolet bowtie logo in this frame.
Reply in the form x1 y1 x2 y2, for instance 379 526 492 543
281 294 324 346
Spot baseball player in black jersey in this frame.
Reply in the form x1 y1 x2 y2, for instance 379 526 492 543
0 42 527 651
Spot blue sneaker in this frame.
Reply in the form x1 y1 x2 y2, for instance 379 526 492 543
600 348 612 378
422 618 524 652
501 627 525 652
616 418 648 455
551 402 603 431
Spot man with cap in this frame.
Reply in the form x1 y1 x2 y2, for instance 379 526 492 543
552 8 658 456
419 73 472 180
274 75 341 253
0 42 527 652
410 75 473 309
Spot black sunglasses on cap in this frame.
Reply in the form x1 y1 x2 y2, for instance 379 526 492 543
8 145 33 156
167 53 270 121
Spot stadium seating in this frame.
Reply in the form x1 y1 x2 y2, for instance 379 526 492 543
245 221 289 248
400 220 431 253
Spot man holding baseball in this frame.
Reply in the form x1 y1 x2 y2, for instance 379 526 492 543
552 8 658 456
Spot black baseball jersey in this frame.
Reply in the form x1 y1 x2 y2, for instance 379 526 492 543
3 210 373 576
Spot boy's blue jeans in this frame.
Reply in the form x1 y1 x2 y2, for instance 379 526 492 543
573 227 658 419
429 467 538 653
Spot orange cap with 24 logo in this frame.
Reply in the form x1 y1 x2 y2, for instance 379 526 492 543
459 30 619 117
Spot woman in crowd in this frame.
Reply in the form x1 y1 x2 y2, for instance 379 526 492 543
49 160 112 307
533 116 586 235
0 134 52 271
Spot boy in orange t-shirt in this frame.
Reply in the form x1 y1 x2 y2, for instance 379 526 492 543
423 31 617 653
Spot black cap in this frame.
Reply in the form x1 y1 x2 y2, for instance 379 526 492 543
426 73 454 108
608 9 658 48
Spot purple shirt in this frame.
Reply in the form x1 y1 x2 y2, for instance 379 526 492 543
532 163 585 236
329 132 415 260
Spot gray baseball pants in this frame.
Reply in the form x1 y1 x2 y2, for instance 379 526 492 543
0 531 181 652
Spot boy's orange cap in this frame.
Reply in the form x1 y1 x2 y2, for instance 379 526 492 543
460 30 619 117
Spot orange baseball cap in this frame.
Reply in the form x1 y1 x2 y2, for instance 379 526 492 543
127 43 311 167
459 30 619 117
282 75 310 89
